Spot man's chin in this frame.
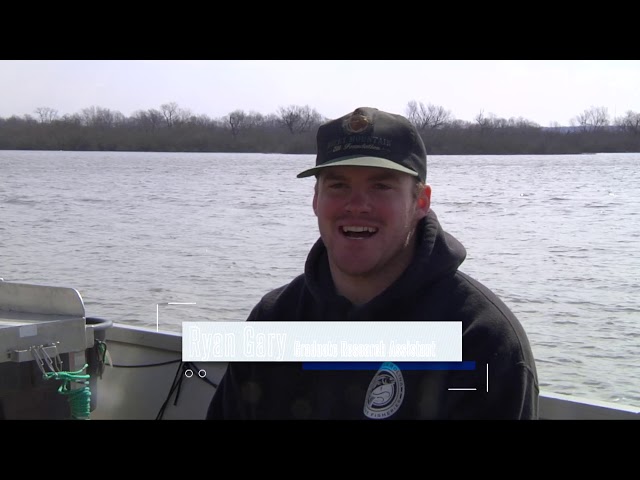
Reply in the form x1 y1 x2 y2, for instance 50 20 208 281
332 260 377 278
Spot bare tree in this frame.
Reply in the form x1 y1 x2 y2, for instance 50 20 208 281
244 111 266 129
277 105 323 134
261 113 283 128
225 109 248 137
131 109 164 131
614 110 640 134
158 102 193 127
488 115 509 129
173 107 193 126
34 107 59 124
474 110 491 129
60 113 82 126
449 119 473 128
572 106 610 131
160 102 180 128
24 114 38 124
79 106 124 127
406 101 453 130
185 113 214 127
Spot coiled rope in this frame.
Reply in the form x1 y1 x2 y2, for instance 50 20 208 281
44 364 92 420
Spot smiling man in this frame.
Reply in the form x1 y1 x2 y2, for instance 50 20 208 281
312 166 429 306
207 107 539 420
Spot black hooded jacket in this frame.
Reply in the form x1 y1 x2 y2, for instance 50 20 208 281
207 210 539 419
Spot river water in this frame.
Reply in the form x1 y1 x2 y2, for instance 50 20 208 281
1 150 638 407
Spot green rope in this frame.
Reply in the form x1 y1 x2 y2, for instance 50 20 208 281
44 364 91 420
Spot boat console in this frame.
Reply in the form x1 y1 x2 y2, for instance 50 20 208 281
0 280 110 419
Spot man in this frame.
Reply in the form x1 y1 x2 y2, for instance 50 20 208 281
207 107 539 419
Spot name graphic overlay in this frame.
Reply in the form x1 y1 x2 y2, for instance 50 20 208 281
182 322 461 362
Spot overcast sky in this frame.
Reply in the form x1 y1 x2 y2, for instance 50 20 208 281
1 60 639 127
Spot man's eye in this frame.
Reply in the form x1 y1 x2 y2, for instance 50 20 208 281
374 183 391 190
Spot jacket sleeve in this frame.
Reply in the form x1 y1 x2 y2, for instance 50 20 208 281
452 360 539 420
501 362 539 419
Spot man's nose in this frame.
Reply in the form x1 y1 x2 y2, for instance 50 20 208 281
345 189 371 213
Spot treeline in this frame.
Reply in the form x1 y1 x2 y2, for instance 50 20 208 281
1 102 640 155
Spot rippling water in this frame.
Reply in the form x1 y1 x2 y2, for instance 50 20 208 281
1 150 638 407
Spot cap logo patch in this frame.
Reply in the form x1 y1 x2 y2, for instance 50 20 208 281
343 113 371 134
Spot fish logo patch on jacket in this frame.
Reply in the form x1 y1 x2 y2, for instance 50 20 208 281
364 362 405 419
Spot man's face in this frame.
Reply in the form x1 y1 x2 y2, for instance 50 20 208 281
313 166 430 281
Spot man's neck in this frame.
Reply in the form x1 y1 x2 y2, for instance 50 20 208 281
329 240 417 306
331 273 390 306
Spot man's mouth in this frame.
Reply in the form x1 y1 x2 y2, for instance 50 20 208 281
340 226 378 239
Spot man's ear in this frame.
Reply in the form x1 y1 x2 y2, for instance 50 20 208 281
416 184 432 217
312 186 318 216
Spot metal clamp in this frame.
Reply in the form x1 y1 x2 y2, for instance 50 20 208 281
30 343 63 375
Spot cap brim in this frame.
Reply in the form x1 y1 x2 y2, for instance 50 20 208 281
296 156 419 179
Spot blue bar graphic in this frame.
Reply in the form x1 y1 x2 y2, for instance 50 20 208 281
303 361 476 371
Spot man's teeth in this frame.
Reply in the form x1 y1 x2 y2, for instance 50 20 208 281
342 226 378 233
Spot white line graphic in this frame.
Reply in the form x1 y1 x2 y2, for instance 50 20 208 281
156 302 197 331
486 363 489 392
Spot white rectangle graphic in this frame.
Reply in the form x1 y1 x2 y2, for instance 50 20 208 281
182 322 462 362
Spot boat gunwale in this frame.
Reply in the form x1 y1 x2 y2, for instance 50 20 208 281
103 323 639 420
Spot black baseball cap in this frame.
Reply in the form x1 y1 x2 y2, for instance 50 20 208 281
297 107 427 182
